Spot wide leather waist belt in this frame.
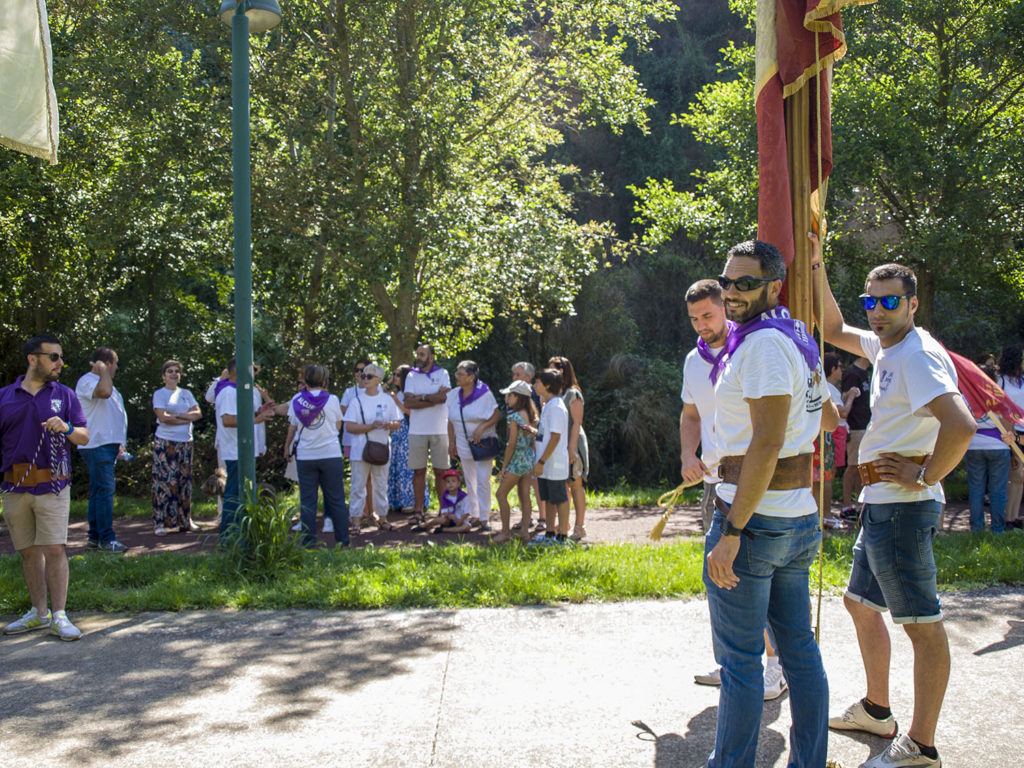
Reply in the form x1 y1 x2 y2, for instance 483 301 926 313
857 455 927 486
3 464 66 487
718 454 813 490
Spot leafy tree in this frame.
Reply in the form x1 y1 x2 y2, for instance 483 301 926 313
631 0 1024 341
250 0 675 365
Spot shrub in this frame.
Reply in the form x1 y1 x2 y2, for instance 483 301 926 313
220 487 306 580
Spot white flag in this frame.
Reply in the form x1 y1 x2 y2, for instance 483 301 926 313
0 0 59 164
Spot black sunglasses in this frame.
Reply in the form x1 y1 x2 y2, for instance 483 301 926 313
859 294 914 311
32 352 64 362
717 275 778 292
360 373 377 380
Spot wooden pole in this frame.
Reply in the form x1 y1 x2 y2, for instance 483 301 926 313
785 85 813 327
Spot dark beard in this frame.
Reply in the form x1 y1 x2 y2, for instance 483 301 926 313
728 287 774 324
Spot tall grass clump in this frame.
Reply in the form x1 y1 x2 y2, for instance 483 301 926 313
221 489 306 580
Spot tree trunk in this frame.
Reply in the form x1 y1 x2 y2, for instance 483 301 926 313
915 261 934 332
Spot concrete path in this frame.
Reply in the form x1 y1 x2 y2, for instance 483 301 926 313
1 589 1020 767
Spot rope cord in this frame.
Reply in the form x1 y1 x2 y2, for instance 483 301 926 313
813 29 827 643
0 429 67 498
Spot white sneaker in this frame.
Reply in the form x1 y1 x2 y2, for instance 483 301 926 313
763 663 788 700
3 607 51 634
860 733 940 767
694 666 722 686
829 699 898 738
322 518 334 533
49 610 82 641
291 521 302 532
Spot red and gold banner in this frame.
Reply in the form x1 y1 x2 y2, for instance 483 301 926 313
755 0 873 266
945 348 1024 424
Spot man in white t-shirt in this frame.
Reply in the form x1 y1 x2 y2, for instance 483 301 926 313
681 279 788 701
703 240 838 768
214 358 274 540
680 279 727 532
403 344 451 518
75 347 128 554
814 240 976 768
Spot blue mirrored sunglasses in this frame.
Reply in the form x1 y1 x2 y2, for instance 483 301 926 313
859 294 913 311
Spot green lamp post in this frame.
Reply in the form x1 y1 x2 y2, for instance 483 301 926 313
218 0 281 500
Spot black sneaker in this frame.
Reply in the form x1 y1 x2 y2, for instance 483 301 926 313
98 540 128 554
86 540 99 550
840 506 860 521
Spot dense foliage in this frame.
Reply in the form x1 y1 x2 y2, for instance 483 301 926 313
4 0 1023 493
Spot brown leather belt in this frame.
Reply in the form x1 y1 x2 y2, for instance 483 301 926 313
3 464 66 487
718 454 813 490
857 455 927 486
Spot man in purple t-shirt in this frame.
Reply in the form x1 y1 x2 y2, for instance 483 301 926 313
1 334 89 641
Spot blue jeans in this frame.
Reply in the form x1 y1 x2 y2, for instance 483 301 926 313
297 457 349 547
704 509 828 768
220 459 240 541
965 449 1010 532
79 443 119 544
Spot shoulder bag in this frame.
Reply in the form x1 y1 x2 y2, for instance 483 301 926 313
356 395 390 465
459 399 500 461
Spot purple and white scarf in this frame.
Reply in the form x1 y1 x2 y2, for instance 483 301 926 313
293 389 331 428
440 489 468 517
214 378 235 397
410 363 443 375
696 320 737 373
707 306 819 384
458 380 491 408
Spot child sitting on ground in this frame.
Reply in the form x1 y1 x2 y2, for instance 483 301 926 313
416 469 472 534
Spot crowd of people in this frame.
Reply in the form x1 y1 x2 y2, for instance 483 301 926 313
0 339 593 638
1 238 1021 768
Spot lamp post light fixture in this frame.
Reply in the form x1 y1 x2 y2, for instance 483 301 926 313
218 0 281 506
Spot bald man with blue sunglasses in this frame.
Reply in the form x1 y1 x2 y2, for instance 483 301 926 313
811 235 976 768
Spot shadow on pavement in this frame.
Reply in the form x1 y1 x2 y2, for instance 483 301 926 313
0 610 455 760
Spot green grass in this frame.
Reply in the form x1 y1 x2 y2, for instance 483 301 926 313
587 479 702 508
1 530 1020 614
69 494 221 521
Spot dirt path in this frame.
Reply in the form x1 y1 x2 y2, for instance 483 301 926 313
0 498 976 557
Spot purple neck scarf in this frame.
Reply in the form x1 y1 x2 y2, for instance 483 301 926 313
696 320 737 372
293 389 331 428
440 489 468 515
459 380 490 408
708 305 819 384
215 378 235 397
411 363 442 375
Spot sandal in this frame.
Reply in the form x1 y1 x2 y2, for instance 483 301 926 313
376 519 396 531
154 526 168 536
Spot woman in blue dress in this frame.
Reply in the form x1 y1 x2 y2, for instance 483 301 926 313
387 365 429 513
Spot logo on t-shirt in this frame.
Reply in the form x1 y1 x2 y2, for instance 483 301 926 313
51 398 62 413
879 369 895 393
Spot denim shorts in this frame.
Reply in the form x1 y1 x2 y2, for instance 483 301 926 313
846 500 942 624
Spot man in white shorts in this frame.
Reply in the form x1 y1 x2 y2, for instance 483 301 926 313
404 344 451 518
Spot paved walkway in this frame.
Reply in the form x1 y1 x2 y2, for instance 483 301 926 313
1 589 1020 767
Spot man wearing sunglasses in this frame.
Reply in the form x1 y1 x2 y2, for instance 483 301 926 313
1 334 89 640
812 238 976 768
703 241 838 768
75 347 129 554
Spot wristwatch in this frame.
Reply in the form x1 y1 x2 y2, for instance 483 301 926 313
721 518 748 538
914 465 934 489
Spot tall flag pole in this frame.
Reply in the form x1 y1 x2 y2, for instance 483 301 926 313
0 0 59 164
